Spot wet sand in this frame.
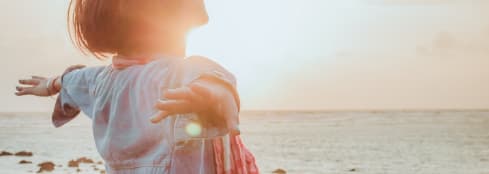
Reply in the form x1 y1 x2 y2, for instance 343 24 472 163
1 111 489 174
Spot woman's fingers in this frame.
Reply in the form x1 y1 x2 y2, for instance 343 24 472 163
150 111 170 124
18 75 46 86
19 79 40 86
15 86 26 92
189 82 213 101
31 76 46 80
153 83 218 123
154 100 193 114
163 87 205 106
15 86 34 96
151 100 194 123
163 87 192 100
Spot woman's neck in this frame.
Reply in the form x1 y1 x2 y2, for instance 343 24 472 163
122 32 187 59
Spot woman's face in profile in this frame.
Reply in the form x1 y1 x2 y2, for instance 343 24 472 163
185 0 209 27
161 0 209 30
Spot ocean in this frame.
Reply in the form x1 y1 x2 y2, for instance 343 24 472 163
1 111 488 174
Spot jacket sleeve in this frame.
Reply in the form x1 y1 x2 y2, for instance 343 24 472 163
52 66 103 128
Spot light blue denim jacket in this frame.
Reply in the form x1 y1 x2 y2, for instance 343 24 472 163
51 56 239 174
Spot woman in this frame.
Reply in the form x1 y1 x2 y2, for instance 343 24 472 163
15 0 259 173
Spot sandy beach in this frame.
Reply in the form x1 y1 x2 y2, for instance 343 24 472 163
1 111 489 174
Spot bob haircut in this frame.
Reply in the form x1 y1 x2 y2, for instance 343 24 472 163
68 0 170 59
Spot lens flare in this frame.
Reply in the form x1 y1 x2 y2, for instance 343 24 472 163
185 122 202 137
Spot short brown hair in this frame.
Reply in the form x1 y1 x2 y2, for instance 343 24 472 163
68 0 167 59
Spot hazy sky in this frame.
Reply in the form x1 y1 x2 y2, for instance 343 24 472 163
1 0 488 111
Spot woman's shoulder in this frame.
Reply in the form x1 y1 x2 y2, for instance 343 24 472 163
176 55 222 73
179 55 237 85
181 55 230 73
139 55 236 86
62 65 108 84
183 55 218 65
148 55 223 72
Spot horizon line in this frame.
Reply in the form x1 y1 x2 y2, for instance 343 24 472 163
1 108 488 114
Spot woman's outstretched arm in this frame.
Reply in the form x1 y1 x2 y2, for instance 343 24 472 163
15 65 86 97
16 64 103 127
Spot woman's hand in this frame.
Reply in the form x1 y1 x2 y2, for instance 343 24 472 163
15 76 52 97
15 65 85 97
151 79 239 128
